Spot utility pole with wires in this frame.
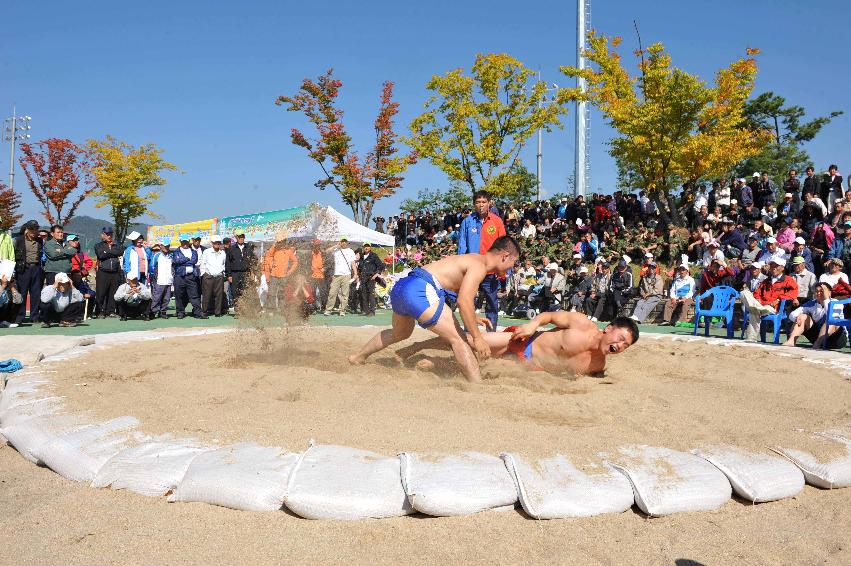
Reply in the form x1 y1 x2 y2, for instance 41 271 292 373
3 105 33 192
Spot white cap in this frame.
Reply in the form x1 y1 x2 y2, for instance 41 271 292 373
622 254 632 264
126 231 142 241
770 257 786 266
210 235 222 243
579 266 589 273
784 192 793 198
766 236 777 244
546 262 558 271
644 252 653 258
575 218 583 226
794 236 806 244
751 261 764 269
738 178 746 183
677 263 689 270
572 253 582 259
55 272 71 283
752 172 760 177
731 199 738 204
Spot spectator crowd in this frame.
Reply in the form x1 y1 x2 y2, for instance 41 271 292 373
1 164 849 349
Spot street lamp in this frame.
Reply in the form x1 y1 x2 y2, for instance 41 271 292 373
535 74 559 201
3 105 33 192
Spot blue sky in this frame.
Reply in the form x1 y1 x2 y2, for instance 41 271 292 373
3 0 849 226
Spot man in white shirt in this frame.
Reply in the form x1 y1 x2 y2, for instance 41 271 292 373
661 265 695 325
200 235 227 316
150 241 174 318
323 237 357 316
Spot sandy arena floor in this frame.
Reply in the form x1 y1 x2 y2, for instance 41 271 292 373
2 326 851 565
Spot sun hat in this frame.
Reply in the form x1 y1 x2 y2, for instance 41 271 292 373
794 236 806 244
766 236 777 244
573 253 582 259
126 231 142 241
791 256 805 265
55 272 71 283
751 261 764 269
210 235 222 243
546 262 559 271
752 172 760 177
179 233 190 241
579 266 588 273
769 257 787 267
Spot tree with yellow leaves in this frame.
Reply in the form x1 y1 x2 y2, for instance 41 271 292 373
87 136 179 242
561 32 772 225
407 53 568 199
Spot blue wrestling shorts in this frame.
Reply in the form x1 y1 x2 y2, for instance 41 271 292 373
390 268 452 328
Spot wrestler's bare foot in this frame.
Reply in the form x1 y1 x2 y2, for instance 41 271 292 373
415 359 435 370
347 354 366 365
781 339 795 347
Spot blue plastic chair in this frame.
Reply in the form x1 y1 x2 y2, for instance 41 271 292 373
693 286 739 338
821 298 851 349
741 299 792 343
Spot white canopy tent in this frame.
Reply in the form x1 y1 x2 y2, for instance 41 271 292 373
313 206 394 247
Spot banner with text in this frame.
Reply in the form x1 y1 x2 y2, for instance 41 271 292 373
147 218 219 245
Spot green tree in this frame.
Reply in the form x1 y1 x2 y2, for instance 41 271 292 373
406 53 568 198
734 92 842 186
87 136 179 242
561 32 772 226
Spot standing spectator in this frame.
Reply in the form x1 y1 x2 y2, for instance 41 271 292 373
661 265 695 326
43 224 74 286
225 228 255 311
201 235 227 317
821 164 843 213
739 258 798 341
789 256 816 306
150 240 173 318
0 218 12 261
755 172 776 210
309 239 326 311
13 219 43 324
630 263 664 323
457 190 507 331
122 231 152 284
114 276 152 321
39 272 83 328
740 177 754 207
373 216 385 234
94 227 124 318
172 234 206 319
323 237 357 316
263 232 299 310
66 234 93 290
802 166 820 198
357 242 384 317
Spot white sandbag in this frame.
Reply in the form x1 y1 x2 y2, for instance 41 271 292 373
501 453 634 519
168 443 299 511
692 445 804 502
0 414 88 463
93 439 214 497
0 377 52 420
773 432 851 489
399 452 517 516
0 396 65 428
285 444 412 520
35 416 141 482
608 445 731 516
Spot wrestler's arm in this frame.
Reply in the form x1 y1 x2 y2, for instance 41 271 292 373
456 259 491 358
512 311 591 338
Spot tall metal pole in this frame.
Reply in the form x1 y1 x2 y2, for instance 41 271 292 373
575 0 588 198
7 105 16 192
536 74 543 201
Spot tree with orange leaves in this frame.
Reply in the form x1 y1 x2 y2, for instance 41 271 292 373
561 31 772 226
18 138 94 226
276 71 415 226
0 181 22 232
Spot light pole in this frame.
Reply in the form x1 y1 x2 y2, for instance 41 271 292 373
535 73 559 202
3 105 32 192
574 0 591 198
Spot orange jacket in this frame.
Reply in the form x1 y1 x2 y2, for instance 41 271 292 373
263 246 298 279
754 274 798 306
311 251 324 280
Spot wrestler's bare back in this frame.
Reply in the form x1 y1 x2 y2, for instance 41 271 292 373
420 254 493 293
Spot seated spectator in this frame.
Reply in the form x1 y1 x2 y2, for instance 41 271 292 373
630 262 664 323
757 237 787 264
701 240 725 267
775 218 796 253
699 259 734 293
520 219 536 239
739 258 798 341
114 276 153 321
819 258 849 288
568 265 592 311
740 234 761 267
789 256 816 307
744 261 766 292
534 262 566 311
784 282 847 349
39 272 83 328
583 261 612 321
789 236 814 273
661 264 696 325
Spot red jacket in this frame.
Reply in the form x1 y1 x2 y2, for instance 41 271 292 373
754 275 798 306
